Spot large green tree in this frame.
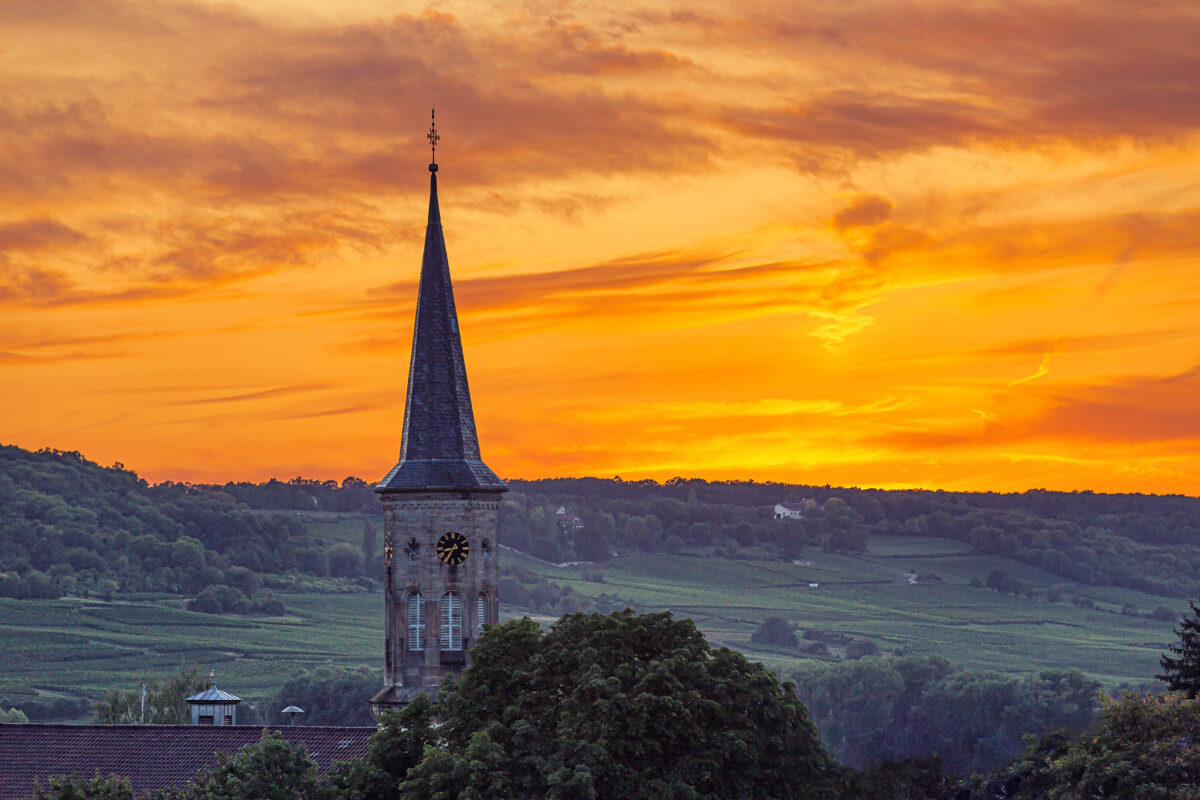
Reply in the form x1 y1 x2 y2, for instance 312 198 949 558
1158 600 1200 696
396 610 838 800
154 730 321 800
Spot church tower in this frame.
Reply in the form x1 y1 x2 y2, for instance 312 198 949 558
370 115 507 714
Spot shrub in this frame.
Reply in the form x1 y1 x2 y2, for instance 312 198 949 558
188 585 249 615
846 639 880 659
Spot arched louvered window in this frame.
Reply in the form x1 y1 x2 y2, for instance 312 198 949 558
407 592 425 651
476 593 486 637
441 592 462 651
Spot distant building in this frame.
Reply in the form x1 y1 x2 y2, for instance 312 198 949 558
0 724 370 800
774 500 818 520
555 506 584 532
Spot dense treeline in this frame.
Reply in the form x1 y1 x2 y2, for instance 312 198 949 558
202 478 377 514
0 447 373 606
790 655 1099 774
269 667 380 727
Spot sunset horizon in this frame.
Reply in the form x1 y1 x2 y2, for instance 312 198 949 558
3 0 1199 495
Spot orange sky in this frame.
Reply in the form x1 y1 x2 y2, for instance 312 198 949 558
2 0 1199 493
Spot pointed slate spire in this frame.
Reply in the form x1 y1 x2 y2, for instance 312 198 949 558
376 156 506 494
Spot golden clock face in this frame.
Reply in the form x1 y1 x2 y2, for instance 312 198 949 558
436 531 469 565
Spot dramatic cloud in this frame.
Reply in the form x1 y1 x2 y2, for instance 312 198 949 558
1 0 1198 493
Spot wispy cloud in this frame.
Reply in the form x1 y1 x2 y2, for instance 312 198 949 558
178 384 330 405
1008 337 1065 387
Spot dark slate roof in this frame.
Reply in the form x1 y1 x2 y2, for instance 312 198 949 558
377 170 507 495
185 686 240 703
0 724 372 800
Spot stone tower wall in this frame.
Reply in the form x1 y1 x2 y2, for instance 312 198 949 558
382 492 500 690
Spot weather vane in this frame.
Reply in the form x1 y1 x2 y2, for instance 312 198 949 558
427 108 439 172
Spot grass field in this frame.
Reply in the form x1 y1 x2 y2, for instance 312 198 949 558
506 537 1182 684
0 533 1183 719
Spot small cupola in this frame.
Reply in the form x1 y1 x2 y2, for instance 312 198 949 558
186 676 241 726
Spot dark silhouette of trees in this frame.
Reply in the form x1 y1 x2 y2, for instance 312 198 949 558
1158 600 1200 696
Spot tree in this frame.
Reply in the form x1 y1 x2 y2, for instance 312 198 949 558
400 611 839 800
156 730 320 800
189 585 249 615
324 694 437 800
227 567 260 599
574 526 612 562
1158 600 1200 696
964 692 1200 800
752 616 799 649
327 543 364 577
0 706 28 723
845 639 879 660
271 666 379 726
30 775 133 800
361 520 377 565
93 663 209 724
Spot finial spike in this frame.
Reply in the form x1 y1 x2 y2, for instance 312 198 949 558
427 108 440 172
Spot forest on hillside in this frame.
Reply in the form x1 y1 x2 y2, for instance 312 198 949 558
0 447 376 612
4 445 1200 615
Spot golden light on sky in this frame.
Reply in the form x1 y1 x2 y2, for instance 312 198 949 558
3 0 1199 493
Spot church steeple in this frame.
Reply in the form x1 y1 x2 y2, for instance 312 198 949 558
376 121 506 494
371 116 507 710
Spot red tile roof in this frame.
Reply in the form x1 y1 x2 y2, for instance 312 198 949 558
0 724 372 800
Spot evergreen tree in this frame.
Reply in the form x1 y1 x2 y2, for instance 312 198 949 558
1158 600 1200 696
